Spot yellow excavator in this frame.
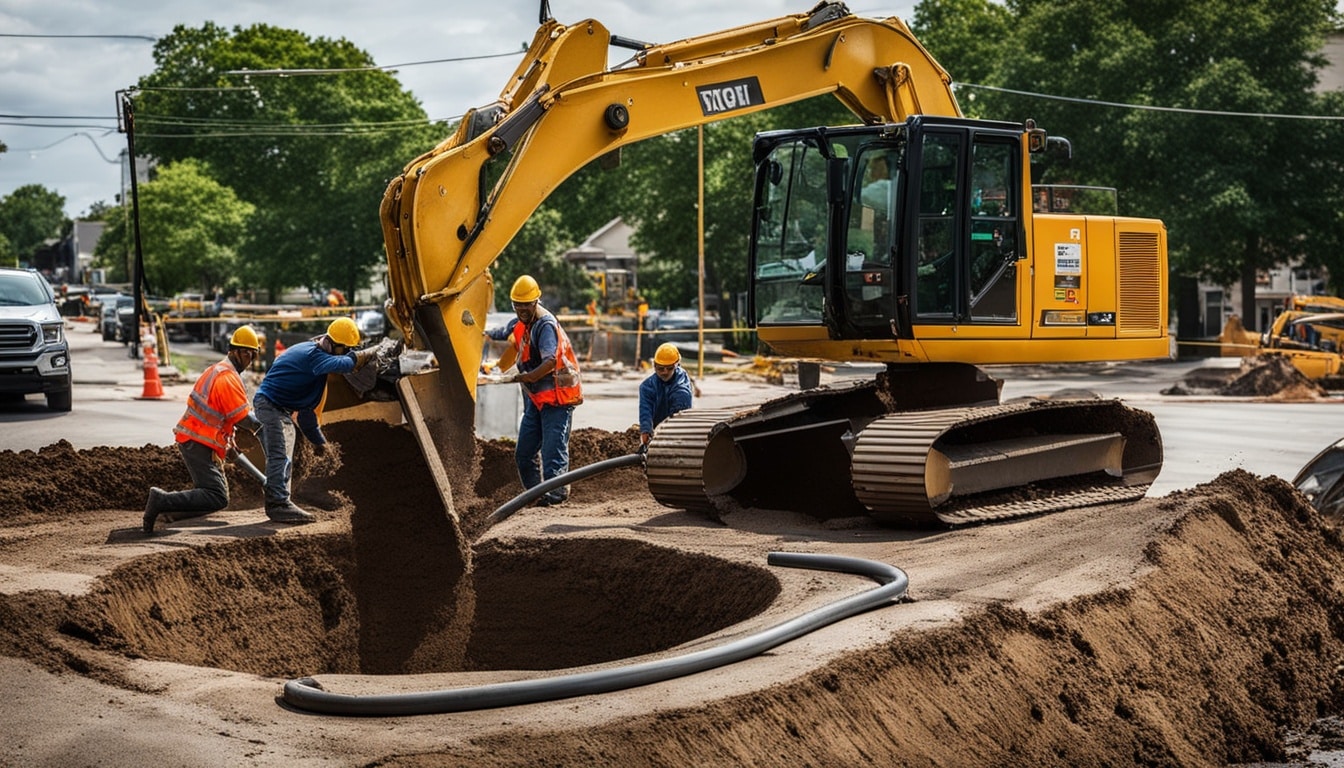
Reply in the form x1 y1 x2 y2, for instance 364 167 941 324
372 1 1169 527
1218 295 1344 383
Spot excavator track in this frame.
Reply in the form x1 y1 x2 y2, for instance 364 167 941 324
851 399 1161 527
645 377 1163 528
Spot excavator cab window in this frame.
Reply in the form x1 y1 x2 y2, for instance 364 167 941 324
751 138 831 325
914 134 959 319
967 139 1019 322
839 146 902 337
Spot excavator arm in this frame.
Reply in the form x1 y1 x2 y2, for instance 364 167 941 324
381 1 958 396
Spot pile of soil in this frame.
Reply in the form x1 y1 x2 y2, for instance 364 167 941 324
1165 355 1327 400
4 422 1344 766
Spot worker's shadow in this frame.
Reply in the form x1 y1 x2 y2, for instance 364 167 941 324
104 518 285 545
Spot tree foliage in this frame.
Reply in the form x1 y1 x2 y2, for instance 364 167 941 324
132 23 443 301
914 0 1344 330
92 160 254 294
0 185 67 265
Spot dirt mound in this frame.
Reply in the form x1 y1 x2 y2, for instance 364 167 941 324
385 471 1344 768
1166 356 1327 399
1221 356 1326 398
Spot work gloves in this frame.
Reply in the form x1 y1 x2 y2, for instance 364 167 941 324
353 347 379 372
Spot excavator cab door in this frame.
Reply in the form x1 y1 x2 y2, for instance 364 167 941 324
837 145 902 339
906 120 1023 327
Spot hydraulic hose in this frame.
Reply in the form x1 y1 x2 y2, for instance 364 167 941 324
485 452 646 528
281 552 908 716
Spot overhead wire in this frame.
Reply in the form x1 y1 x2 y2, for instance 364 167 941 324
953 82 1344 121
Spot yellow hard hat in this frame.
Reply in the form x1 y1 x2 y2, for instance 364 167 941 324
510 275 541 303
654 343 681 366
327 316 361 347
229 325 261 351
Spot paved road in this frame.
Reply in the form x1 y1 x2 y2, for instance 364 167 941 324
2 320 1341 499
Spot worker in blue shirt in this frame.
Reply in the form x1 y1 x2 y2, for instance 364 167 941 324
253 316 376 522
639 343 694 448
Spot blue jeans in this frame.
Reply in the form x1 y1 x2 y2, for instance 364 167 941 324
515 399 574 499
253 394 296 505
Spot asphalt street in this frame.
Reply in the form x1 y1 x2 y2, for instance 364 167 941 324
2 319 1341 500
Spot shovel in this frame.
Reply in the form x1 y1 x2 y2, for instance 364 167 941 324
228 446 267 486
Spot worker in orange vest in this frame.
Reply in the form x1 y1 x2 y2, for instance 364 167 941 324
143 326 263 535
485 275 583 506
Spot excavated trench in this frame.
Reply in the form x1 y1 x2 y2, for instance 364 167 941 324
2 421 780 681
72 534 780 678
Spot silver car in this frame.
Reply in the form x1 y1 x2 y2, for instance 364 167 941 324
0 268 72 411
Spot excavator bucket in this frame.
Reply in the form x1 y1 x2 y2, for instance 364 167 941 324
390 303 486 523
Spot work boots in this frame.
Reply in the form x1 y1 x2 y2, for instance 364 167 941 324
266 500 316 524
141 487 167 535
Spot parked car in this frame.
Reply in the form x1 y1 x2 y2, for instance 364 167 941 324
116 296 170 347
643 307 717 345
100 295 132 341
0 267 72 411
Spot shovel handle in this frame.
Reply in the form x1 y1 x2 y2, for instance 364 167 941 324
228 447 268 485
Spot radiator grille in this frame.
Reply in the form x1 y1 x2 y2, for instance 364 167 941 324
0 321 38 351
1117 230 1162 335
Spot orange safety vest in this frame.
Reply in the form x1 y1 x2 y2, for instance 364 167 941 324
509 308 583 408
173 359 252 458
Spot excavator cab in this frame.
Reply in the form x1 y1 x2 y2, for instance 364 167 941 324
750 116 1028 349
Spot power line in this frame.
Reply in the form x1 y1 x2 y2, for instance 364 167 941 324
224 48 525 77
8 131 121 164
0 33 156 41
956 82 1344 121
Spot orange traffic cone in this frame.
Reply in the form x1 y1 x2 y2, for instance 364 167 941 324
137 342 165 400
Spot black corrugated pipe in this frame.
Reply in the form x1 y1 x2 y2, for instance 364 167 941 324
281 552 908 716
485 452 646 528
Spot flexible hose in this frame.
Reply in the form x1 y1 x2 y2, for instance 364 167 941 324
281 552 907 716
485 452 646 528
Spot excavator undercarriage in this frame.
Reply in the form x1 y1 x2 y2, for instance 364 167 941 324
645 364 1162 527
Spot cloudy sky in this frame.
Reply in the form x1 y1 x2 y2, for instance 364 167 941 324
1 1 917 220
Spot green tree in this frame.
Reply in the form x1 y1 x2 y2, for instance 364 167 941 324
0 232 14 268
935 0 1344 332
0 184 67 265
92 160 254 294
910 0 1012 95
132 23 443 301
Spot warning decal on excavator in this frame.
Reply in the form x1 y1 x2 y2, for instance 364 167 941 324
697 77 765 116
1054 243 1082 275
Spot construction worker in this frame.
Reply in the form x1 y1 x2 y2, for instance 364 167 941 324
142 325 264 535
638 342 694 448
485 275 584 506
252 316 378 523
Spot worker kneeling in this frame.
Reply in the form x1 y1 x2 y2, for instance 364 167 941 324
142 325 263 535
639 343 694 449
